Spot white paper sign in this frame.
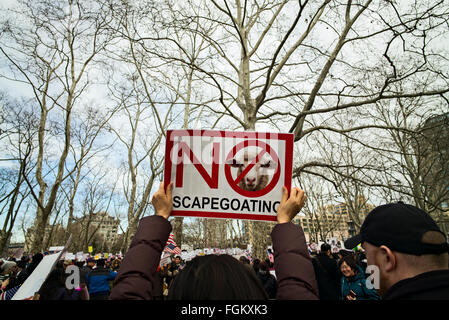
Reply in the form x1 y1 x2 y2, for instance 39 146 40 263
164 130 293 222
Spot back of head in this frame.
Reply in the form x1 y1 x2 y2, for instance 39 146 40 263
38 268 65 300
168 254 268 300
96 259 105 267
399 230 449 272
239 256 249 264
321 243 331 253
1 261 16 274
339 249 352 258
32 253 43 265
259 261 268 273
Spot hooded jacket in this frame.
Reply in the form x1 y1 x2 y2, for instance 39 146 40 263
382 269 449 300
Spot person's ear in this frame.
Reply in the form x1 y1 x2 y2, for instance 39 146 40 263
379 245 396 272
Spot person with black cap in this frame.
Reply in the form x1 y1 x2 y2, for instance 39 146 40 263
344 202 449 299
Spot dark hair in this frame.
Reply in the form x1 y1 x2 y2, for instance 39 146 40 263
339 249 352 258
168 254 268 300
321 243 331 252
338 254 358 272
96 259 105 267
259 261 268 272
38 268 66 300
239 256 249 264
252 258 260 273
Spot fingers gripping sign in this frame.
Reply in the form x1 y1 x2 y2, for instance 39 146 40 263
152 182 174 220
276 186 307 224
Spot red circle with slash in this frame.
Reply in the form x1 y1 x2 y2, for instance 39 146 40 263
224 140 280 198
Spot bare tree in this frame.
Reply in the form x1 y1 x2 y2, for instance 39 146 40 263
107 69 174 251
372 95 449 232
136 0 449 255
0 96 36 254
0 0 116 252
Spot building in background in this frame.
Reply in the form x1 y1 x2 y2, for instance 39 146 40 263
24 223 66 253
294 197 375 243
413 112 449 234
71 211 120 250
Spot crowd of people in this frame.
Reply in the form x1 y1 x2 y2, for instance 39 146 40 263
1 181 448 300
0 253 122 300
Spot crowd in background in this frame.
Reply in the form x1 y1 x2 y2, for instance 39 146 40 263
0 253 121 300
1 243 371 301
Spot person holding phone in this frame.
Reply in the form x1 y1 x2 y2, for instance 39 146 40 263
339 255 380 300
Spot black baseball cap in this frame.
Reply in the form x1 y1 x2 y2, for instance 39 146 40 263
344 202 449 255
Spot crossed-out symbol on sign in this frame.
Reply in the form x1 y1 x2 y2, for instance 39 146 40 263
224 140 280 198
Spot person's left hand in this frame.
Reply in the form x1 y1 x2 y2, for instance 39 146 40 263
151 182 174 220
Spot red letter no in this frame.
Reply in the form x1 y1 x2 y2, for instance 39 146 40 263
175 142 220 189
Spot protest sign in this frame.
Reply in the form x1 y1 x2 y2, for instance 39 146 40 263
159 252 171 267
63 252 75 260
76 252 85 261
12 236 71 300
48 246 64 253
11 252 63 300
88 246 93 253
164 130 293 222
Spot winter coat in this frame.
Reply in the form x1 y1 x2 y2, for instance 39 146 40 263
86 267 117 296
110 215 171 300
257 271 277 299
340 265 380 300
110 216 319 300
382 269 449 300
271 222 319 300
79 265 92 285
312 253 341 300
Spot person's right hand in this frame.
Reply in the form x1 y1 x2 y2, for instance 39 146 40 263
276 186 306 224
152 182 174 219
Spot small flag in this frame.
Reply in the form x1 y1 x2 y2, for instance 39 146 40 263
164 233 181 255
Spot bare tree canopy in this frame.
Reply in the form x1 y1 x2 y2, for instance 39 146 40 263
0 0 448 254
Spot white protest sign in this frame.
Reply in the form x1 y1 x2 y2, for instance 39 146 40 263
64 253 76 260
11 252 63 300
76 252 85 261
12 235 71 300
159 252 171 267
164 130 293 222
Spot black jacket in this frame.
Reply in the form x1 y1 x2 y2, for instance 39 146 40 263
383 269 449 300
312 253 341 300
257 271 277 299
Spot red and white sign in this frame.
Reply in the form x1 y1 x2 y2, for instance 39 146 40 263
164 130 293 222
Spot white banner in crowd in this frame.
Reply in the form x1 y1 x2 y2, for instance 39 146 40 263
11 252 63 300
